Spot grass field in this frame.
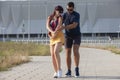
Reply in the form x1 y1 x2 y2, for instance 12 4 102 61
0 42 119 71
81 45 120 55
0 42 50 71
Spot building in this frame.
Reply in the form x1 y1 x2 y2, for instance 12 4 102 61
0 0 120 41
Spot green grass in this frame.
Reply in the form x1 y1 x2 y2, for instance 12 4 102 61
27 43 50 56
105 46 120 54
81 45 120 55
1 42 119 71
0 42 50 71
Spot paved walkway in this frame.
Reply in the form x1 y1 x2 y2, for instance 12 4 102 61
0 48 120 80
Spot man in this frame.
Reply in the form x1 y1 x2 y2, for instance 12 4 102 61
57 2 81 77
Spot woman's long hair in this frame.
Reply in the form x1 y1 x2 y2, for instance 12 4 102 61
49 5 63 20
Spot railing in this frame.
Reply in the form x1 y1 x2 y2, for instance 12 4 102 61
10 37 49 44
81 37 120 48
1 36 120 48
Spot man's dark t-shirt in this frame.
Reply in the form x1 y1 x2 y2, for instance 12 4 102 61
63 11 81 37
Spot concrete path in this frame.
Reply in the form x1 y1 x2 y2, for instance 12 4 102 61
0 47 120 80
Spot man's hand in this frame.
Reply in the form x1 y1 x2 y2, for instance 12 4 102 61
65 22 78 29
56 26 65 31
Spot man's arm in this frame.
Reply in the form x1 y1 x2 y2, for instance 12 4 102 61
56 22 78 31
57 13 79 31
57 22 78 31
64 22 78 29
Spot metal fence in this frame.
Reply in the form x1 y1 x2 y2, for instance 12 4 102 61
3 36 119 48
81 37 120 48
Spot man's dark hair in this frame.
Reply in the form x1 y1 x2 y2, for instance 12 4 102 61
67 2 74 8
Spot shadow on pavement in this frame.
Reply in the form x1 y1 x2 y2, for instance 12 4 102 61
61 76 120 79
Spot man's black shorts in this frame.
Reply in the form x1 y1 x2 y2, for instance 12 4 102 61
65 35 81 48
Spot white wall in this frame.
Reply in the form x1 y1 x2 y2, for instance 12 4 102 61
0 0 120 34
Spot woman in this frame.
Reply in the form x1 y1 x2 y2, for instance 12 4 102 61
46 5 64 78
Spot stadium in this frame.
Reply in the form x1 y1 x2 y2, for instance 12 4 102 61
0 0 120 44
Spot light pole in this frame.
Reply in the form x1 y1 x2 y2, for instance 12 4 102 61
119 25 120 39
117 25 120 39
118 31 119 39
22 23 25 41
45 2 48 44
0 27 2 41
1 27 6 42
28 0 30 42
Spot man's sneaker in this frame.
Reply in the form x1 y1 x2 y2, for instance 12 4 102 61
53 72 57 78
65 69 71 77
74 67 80 78
57 70 62 78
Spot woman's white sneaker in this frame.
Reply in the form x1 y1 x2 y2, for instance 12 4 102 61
53 72 57 78
57 70 62 78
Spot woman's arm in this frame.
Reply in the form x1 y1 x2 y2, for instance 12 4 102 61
55 16 63 32
46 16 54 33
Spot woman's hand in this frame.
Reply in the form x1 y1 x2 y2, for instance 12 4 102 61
48 31 58 39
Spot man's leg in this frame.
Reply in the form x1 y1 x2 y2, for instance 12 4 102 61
65 37 73 77
66 48 72 70
73 36 81 77
73 45 80 67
